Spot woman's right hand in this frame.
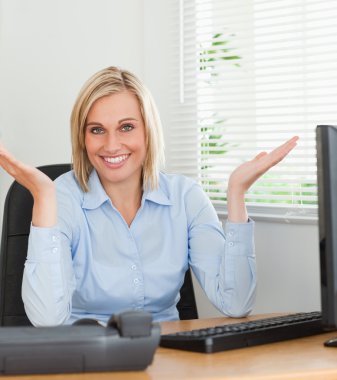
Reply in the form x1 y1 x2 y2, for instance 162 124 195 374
0 142 57 227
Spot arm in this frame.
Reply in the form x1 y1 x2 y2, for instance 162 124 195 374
22 178 77 326
0 143 75 325
188 137 299 317
187 185 256 317
22 222 76 326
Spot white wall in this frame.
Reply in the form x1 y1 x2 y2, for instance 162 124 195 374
143 0 171 151
0 0 322 318
0 0 145 221
194 219 321 318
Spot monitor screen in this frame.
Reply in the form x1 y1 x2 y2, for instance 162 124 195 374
316 124 337 330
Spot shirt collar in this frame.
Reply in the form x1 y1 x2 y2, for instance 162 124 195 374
143 185 172 206
82 170 110 210
82 170 172 209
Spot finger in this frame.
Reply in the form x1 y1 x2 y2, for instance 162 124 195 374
0 146 29 181
253 151 268 161
0 143 17 163
256 136 298 173
268 136 299 161
275 136 299 155
0 148 19 170
257 136 299 163
284 135 299 145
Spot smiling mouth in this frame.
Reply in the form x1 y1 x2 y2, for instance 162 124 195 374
102 154 129 164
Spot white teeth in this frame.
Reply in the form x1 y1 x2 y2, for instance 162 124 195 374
104 154 128 164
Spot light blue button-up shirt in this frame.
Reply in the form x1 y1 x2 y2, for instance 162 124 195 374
22 170 256 326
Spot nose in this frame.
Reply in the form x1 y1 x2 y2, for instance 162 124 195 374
103 131 122 153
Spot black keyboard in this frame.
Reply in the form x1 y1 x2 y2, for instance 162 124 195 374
160 311 326 353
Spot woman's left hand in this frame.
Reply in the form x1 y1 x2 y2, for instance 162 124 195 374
227 136 299 222
229 136 299 194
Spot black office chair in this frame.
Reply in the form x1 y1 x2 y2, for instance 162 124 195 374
176 269 198 320
0 164 198 326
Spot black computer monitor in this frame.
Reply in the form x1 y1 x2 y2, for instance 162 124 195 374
316 125 337 345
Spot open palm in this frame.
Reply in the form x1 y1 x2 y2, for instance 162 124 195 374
0 143 57 226
0 143 54 197
228 136 299 194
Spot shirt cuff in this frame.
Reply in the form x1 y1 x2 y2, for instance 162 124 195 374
27 224 62 262
224 218 255 257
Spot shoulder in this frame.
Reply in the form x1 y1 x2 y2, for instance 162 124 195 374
158 172 200 194
158 172 217 223
158 172 207 203
159 171 198 188
54 170 84 201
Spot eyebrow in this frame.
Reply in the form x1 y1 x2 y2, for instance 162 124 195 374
85 117 138 127
119 117 138 123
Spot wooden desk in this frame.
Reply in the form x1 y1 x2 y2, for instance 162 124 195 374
5 315 337 380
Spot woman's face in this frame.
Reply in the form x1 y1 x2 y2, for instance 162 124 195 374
84 90 146 191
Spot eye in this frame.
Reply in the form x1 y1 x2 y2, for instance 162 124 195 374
90 126 105 134
120 124 134 132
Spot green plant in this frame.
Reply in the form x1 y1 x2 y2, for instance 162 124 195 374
198 32 241 198
199 33 241 73
246 176 317 206
197 34 316 208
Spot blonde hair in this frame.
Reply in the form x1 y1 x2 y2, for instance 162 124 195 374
70 66 165 192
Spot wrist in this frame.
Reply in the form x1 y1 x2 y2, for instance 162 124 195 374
31 185 57 227
31 181 56 200
227 186 248 223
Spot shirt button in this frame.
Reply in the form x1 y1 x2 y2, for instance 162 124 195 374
131 265 137 270
228 231 234 237
52 235 58 242
134 278 140 284
52 247 58 254
228 242 234 247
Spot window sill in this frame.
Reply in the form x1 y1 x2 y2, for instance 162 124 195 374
216 204 318 225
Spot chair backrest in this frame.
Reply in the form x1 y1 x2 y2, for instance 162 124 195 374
0 164 198 326
176 269 198 320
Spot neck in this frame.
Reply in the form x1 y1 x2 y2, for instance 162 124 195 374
103 179 143 227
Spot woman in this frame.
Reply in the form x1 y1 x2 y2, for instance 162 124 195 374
0 66 298 326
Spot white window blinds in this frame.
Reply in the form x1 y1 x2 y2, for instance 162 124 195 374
167 0 337 221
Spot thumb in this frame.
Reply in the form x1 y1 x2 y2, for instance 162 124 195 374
253 151 268 161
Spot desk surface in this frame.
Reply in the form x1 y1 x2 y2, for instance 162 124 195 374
5 314 337 380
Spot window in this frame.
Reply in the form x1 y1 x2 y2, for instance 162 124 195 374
168 0 337 222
